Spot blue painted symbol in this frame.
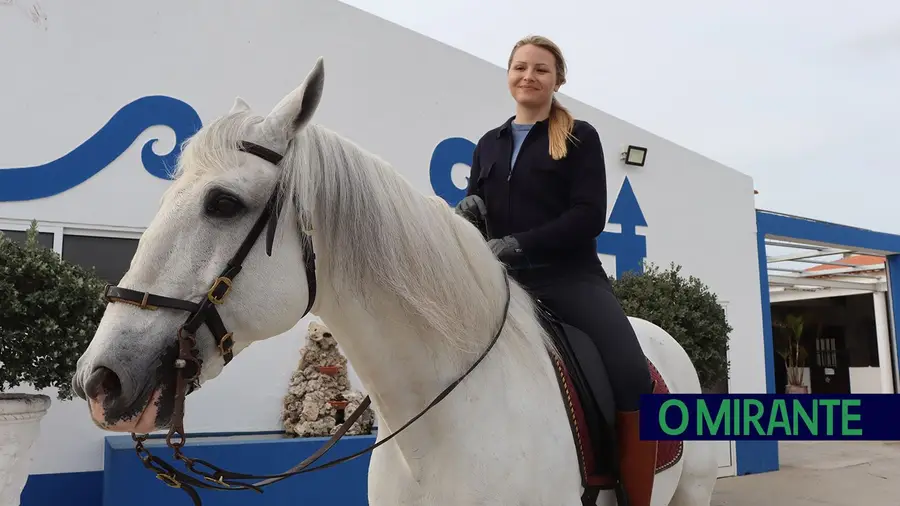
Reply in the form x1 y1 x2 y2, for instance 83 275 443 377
597 177 648 278
430 137 476 206
0 95 203 202
429 137 648 278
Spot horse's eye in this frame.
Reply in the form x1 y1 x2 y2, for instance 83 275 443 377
205 192 245 218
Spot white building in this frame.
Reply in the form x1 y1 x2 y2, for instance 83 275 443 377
5 0 898 504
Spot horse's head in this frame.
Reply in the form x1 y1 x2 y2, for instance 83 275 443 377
72 58 327 434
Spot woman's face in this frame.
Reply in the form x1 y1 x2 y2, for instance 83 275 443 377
507 44 559 109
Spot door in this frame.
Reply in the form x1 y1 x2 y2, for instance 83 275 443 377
809 325 851 393
714 301 734 476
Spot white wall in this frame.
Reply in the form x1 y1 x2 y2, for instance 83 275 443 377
776 367 885 394
786 367 885 394
850 367 884 393
1 0 764 476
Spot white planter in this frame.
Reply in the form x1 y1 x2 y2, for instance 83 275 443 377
0 394 51 506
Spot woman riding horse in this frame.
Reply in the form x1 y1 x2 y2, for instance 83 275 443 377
455 35 658 506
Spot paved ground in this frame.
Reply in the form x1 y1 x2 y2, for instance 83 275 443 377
712 441 900 505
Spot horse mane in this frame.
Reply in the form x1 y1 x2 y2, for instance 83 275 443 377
175 110 557 367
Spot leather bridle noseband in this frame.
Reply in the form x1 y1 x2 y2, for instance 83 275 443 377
102 140 510 505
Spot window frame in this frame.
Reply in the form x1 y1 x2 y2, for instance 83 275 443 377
0 218 145 282
0 224 59 251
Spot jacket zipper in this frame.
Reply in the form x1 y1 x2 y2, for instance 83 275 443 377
506 126 539 234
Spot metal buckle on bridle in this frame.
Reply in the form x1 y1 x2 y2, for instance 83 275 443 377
218 332 234 355
104 284 158 310
206 276 233 304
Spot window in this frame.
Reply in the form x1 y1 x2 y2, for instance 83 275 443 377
61 235 140 285
0 229 54 250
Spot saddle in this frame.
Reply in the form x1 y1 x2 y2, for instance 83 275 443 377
533 301 684 501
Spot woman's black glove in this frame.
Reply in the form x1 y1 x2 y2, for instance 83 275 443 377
454 195 488 235
487 235 527 268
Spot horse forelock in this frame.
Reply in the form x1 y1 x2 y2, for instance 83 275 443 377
173 111 268 181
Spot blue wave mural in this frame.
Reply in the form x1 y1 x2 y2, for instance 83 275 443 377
0 95 202 202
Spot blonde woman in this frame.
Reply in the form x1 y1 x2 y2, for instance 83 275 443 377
456 35 657 506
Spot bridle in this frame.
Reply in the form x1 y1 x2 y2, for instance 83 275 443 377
101 140 511 505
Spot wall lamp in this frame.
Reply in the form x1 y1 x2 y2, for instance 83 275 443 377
620 145 647 167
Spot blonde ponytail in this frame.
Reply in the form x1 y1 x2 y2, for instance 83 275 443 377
548 97 575 160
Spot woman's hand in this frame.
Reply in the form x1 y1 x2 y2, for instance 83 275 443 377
455 195 488 236
488 236 527 268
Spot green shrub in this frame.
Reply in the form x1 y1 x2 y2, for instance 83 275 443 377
0 222 107 400
611 262 731 390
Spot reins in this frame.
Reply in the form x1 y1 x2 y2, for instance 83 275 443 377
103 140 511 505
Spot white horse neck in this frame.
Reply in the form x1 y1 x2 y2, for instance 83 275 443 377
280 124 558 444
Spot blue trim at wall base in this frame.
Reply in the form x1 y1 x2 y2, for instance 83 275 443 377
21 470 103 506
103 432 375 506
734 441 779 475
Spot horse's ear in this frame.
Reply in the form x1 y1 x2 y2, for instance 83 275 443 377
230 96 252 115
263 57 325 142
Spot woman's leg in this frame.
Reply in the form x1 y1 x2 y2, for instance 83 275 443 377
519 268 657 506
522 268 652 409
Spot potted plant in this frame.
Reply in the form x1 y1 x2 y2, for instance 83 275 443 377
0 223 107 504
774 314 809 394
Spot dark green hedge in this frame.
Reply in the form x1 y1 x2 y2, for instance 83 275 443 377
611 262 731 390
0 222 107 400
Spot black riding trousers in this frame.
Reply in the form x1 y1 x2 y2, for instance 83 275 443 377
513 265 653 413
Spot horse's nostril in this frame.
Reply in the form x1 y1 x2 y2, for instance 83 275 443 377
84 366 122 401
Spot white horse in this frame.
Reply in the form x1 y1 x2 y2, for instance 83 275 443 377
72 57 718 505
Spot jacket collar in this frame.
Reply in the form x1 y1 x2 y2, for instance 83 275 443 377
496 115 550 138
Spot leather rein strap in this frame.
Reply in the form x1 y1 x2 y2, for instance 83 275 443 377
103 140 511 505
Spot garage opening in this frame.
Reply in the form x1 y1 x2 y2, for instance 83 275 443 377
766 242 891 394
757 210 900 396
740 210 900 476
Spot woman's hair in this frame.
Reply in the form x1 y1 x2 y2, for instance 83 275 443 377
508 35 576 160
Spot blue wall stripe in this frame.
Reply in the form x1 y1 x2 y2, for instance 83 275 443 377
755 226 777 396
20 470 103 506
734 216 780 475
884 255 900 391
756 210 900 254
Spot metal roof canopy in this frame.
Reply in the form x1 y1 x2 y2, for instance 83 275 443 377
757 210 900 303
765 238 887 303
753 209 900 473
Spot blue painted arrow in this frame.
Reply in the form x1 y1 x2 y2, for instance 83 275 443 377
597 176 648 278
